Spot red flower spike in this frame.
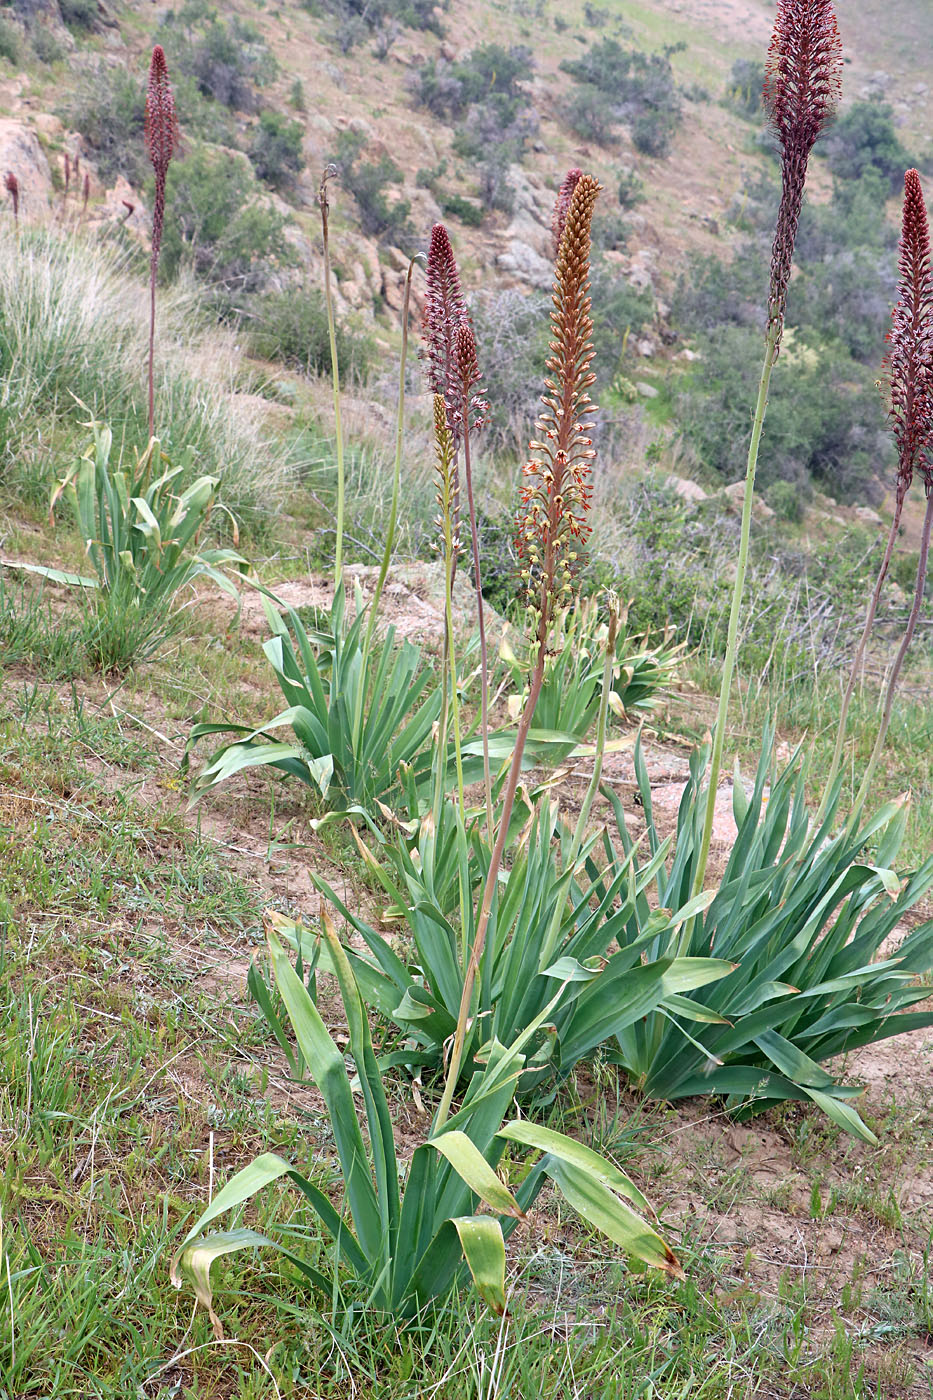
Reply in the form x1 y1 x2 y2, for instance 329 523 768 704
452 319 488 437
517 173 601 621
762 0 843 343
552 168 583 258
422 224 468 441
145 45 178 261
887 169 933 498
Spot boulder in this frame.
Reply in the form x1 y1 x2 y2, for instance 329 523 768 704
496 239 552 289
724 479 775 521
0 119 52 220
666 475 708 504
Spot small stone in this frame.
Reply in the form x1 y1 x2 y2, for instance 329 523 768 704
635 381 659 399
854 505 882 527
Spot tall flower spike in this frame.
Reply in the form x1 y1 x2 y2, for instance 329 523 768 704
552 168 583 258
763 0 843 345
517 173 600 626
452 320 488 437
145 45 178 441
887 170 933 499
145 45 178 264
422 223 468 441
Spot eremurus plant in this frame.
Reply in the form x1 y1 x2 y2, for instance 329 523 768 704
691 0 843 903
171 171 688 1335
144 45 177 442
850 170 933 814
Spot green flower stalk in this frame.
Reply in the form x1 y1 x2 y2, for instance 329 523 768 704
691 0 842 901
431 392 466 825
318 164 346 592
436 171 601 1128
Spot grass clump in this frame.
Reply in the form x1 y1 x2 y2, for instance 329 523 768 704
0 224 290 524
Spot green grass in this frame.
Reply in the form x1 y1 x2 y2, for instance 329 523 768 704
0 225 291 529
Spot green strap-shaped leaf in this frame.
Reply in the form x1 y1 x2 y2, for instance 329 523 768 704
498 1121 652 1216
450 1216 507 1315
428 1131 525 1218
543 1156 682 1277
266 928 383 1260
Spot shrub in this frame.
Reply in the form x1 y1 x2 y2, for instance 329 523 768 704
159 144 292 297
680 325 887 501
250 109 305 190
312 0 443 48
725 58 765 116
249 285 373 380
160 4 277 113
415 43 532 121
823 100 915 191
0 15 21 63
632 108 678 158
58 68 148 186
414 45 538 210
31 26 63 62
617 167 644 210
467 288 551 451
589 256 654 385
561 38 683 155
440 191 485 227
333 129 412 243
767 478 805 523
59 0 97 31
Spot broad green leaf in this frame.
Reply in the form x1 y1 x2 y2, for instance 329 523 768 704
428 1131 525 1218
544 1157 682 1277
498 1121 652 1215
450 1215 507 1315
805 1088 877 1145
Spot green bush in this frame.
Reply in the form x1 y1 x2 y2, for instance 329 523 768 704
823 100 915 190
617 168 644 210
31 26 63 63
250 109 305 190
0 15 21 63
159 145 293 298
767 479 805 523
160 3 277 112
561 38 683 155
725 58 765 117
59 0 97 30
60 68 147 186
415 45 537 211
415 43 531 120
440 191 485 226
249 286 373 381
333 129 412 243
679 325 887 501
